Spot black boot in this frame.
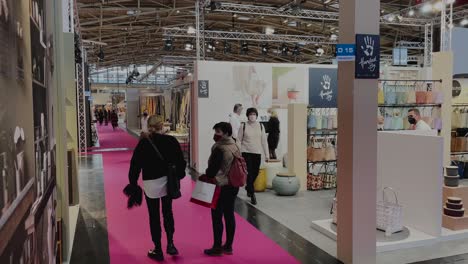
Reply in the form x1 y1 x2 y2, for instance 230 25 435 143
204 247 223 256
222 245 233 255
148 246 164 261
251 193 257 205
167 242 179 256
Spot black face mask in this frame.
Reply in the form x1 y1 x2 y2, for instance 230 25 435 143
408 117 417 125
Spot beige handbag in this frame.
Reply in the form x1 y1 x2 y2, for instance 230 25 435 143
307 137 325 162
324 138 336 161
452 109 462 129
407 89 416 104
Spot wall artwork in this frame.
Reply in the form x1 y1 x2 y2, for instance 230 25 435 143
232 65 272 109
0 0 56 262
308 68 338 108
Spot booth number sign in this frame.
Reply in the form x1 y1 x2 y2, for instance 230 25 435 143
198 80 209 98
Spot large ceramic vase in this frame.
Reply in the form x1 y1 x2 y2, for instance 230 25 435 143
272 172 300 196
265 160 283 189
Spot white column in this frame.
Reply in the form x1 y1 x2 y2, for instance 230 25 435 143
337 0 379 263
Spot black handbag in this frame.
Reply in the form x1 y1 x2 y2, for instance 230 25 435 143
147 138 182 200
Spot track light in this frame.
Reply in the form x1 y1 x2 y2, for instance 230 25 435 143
281 43 289 56
421 2 433 13
461 18 468 26
241 41 248 55
224 41 231 54
98 48 105 61
184 41 193 51
207 40 216 52
316 48 325 57
292 45 300 56
261 43 269 55
408 9 415 16
164 39 174 51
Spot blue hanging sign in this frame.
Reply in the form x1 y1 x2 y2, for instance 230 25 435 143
355 34 380 79
336 44 356 61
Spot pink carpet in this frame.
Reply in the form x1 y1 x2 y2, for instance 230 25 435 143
99 129 300 264
96 125 138 149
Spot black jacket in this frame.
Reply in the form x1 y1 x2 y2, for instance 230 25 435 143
267 117 280 134
128 134 186 185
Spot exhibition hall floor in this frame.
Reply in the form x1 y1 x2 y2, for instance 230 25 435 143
69 125 468 264
70 125 338 264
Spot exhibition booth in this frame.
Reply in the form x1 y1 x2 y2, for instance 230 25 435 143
187 51 468 260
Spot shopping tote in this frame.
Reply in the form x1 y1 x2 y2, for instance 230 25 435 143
190 179 220 209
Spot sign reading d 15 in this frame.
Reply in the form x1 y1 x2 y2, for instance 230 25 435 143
355 34 380 79
336 44 356 62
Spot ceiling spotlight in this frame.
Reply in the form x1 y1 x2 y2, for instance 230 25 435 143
265 26 275 35
176 10 180 14
408 9 415 16
164 39 174 51
330 34 338 41
241 41 248 55
207 40 216 51
421 2 433 13
292 45 300 56
233 14 238 18
461 18 468 26
184 41 193 51
187 26 196 34
98 48 105 61
307 23 312 27
224 41 232 54
316 48 325 56
283 19 288 23
281 44 289 56
261 43 269 55
386 14 395 22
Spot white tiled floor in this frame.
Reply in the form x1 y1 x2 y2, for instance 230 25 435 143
239 188 468 264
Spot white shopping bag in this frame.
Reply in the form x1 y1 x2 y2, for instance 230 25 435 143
190 180 220 209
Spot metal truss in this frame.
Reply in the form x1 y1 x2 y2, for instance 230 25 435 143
196 0 206 61
395 41 425 50
210 2 430 27
381 54 421 63
74 0 87 153
164 28 336 45
440 0 454 51
424 23 433 66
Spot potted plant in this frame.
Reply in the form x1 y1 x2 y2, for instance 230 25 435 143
287 87 300 100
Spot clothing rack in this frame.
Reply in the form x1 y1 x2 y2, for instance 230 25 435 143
379 104 442 108
379 79 443 83
307 160 337 164
453 104 468 107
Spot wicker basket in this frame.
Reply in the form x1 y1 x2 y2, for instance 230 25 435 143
377 187 403 236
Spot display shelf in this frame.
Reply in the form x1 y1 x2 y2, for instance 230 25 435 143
307 160 337 163
378 104 442 108
307 132 337 136
451 152 468 155
443 214 468 231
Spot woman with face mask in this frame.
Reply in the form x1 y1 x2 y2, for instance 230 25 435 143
236 108 269 205
203 122 241 256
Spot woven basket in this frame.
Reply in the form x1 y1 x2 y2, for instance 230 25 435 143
377 187 403 236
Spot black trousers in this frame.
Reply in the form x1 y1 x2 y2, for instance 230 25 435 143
242 153 262 194
211 186 239 248
145 195 175 247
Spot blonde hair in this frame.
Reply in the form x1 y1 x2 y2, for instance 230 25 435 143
148 115 165 133
269 109 278 118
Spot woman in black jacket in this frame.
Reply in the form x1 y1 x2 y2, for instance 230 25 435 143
128 116 186 261
267 109 280 160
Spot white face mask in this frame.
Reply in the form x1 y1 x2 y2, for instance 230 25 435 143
248 115 257 122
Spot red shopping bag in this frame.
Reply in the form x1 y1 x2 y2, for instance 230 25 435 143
190 176 221 209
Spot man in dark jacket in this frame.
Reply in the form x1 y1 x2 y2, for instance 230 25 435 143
128 116 186 261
